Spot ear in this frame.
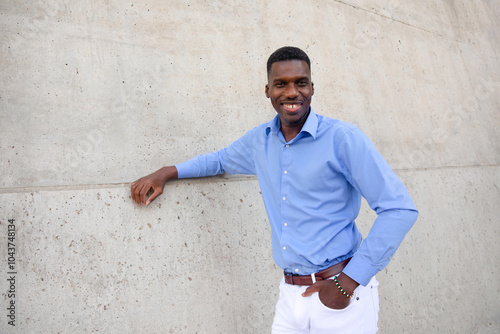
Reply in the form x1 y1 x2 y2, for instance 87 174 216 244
311 82 314 96
265 84 270 98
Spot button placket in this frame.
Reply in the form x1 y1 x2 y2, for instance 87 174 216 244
280 141 293 265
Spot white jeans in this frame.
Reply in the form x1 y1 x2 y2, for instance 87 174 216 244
271 276 379 334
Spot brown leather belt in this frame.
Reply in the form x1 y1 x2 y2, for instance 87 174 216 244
284 258 351 286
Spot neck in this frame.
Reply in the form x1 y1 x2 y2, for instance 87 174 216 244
280 108 310 142
281 127 300 142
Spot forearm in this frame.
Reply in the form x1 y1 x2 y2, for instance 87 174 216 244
343 208 419 286
175 151 225 178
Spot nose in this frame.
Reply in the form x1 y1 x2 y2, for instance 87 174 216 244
284 83 299 98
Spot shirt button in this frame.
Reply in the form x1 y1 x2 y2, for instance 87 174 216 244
284 170 288 174
286 144 290 148
283 246 286 250
284 223 288 227
282 197 286 201
295 269 299 273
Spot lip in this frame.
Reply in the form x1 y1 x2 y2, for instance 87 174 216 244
281 102 303 112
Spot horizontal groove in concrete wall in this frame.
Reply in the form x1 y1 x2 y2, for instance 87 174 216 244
0 175 258 194
0 164 497 194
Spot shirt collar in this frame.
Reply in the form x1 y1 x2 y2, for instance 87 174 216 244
266 107 318 140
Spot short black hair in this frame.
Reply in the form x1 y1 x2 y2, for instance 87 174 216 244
267 46 311 76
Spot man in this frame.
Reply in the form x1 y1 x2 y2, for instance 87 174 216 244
131 46 418 333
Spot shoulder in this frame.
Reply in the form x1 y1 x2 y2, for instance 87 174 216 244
316 113 357 131
233 120 273 146
315 114 362 143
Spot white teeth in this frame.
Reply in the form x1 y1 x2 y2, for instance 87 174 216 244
284 104 299 108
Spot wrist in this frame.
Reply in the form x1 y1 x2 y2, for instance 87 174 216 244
160 166 178 182
336 272 359 296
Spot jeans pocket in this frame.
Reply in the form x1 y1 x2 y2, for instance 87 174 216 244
311 290 364 333
315 289 359 312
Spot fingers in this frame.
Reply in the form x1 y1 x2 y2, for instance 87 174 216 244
131 179 140 204
133 180 162 206
302 280 350 309
145 188 162 206
131 178 151 207
302 282 322 297
301 280 333 297
139 181 152 206
131 168 170 207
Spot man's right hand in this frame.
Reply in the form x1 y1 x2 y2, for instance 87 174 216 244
131 166 178 207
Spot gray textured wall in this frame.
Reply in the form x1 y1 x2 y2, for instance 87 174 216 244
1 0 499 333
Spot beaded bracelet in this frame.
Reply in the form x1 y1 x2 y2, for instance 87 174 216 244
333 276 353 299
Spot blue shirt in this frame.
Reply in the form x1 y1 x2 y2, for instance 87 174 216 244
175 109 418 286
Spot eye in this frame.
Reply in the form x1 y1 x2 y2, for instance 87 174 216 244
298 81 309 87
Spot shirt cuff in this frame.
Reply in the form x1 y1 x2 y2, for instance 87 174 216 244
342 255 380 286
174 160 194 179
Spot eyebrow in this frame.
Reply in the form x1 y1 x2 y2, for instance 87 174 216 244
272 76 310 83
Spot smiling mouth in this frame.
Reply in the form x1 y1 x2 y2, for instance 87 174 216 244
282 103 302 112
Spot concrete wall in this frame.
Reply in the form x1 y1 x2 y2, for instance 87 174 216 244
1 0 498 333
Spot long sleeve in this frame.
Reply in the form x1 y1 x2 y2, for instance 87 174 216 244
336 128 419 286
175 127 258 179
